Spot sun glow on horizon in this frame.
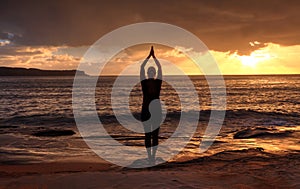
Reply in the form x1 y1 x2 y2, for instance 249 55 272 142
236 51 273 67
211 42 300 75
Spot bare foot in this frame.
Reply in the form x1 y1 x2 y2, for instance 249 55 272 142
150 156 156 166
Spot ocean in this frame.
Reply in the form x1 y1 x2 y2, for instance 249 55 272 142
0 75 299 164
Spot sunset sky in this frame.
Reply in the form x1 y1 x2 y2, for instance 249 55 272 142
0 0 299 75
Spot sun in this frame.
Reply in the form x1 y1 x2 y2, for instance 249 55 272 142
239 55 259 67
238 51 271 67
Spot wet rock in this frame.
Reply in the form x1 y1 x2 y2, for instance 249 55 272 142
33 129 75 137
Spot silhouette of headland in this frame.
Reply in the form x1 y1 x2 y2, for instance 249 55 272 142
0 67 87 76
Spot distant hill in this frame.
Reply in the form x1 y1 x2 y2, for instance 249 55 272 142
0 67 87 76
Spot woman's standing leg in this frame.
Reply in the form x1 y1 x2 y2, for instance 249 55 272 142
143 122 152 162
151 126 160 163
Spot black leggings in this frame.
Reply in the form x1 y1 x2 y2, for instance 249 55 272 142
144 126 160 148
141 109 161 148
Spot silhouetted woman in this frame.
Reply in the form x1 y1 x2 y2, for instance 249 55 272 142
140 46 162 164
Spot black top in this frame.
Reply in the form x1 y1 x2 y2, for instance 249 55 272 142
141 79 162 110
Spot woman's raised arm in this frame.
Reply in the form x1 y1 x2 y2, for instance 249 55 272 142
152 48 162 80
140 50 151 81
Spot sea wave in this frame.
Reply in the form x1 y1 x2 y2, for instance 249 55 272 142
156 147 300 168
0 109 299 129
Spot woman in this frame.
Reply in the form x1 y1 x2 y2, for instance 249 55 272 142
140 46 162 165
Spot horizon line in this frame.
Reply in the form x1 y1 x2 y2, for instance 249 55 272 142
1 66 299 76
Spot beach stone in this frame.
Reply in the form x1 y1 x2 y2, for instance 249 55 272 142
233 127 293 139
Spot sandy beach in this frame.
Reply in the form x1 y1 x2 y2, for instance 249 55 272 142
0 148 299 189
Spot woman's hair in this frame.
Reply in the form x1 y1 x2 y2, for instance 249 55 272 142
147 66 156 73
147 66 156 78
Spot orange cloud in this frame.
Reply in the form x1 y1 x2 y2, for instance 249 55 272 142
1 43 299 75
0 46 81 70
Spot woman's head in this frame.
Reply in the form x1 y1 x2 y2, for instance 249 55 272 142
147 66 156 78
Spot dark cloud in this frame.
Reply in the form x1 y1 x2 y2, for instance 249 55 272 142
0 0 299 54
